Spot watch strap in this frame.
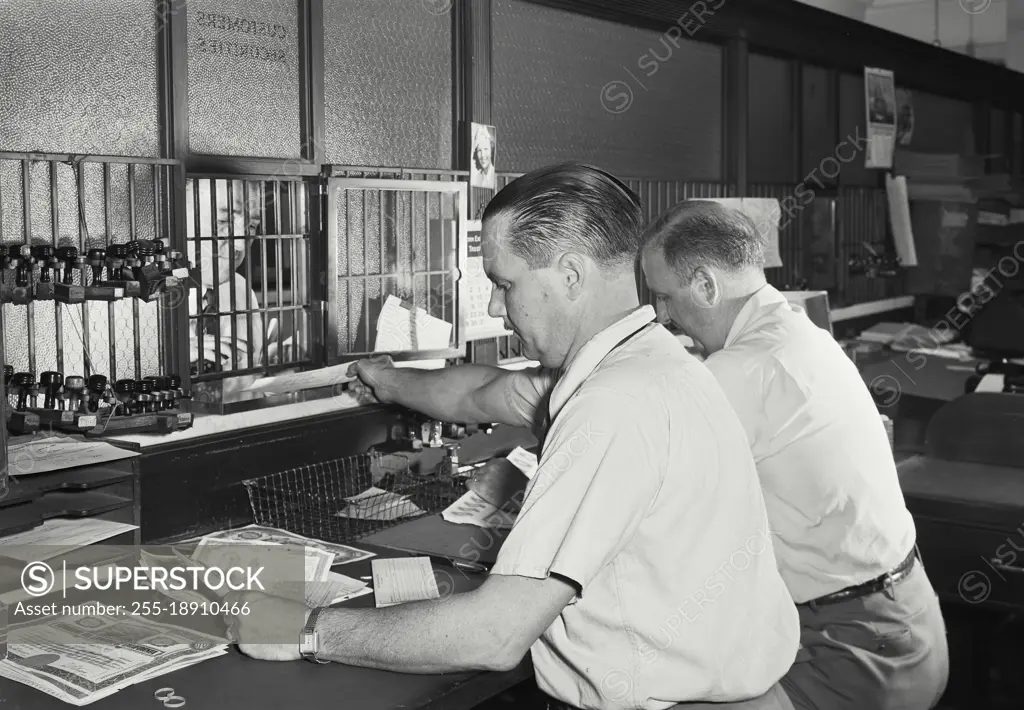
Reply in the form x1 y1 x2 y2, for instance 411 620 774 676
300 606 330 664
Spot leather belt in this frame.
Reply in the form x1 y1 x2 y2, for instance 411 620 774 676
802 547 917 608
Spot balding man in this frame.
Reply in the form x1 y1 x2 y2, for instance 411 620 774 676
230 164 799 710
641 200 949 710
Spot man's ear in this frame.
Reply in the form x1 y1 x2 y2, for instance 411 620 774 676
556 252 586 300
690 265 722 308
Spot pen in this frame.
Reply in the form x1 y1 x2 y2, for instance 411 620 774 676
427 555 490 574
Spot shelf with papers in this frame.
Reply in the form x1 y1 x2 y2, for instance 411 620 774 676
0 457 140 550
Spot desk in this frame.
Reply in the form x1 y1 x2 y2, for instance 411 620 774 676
858 351 976 452
0 541 532 710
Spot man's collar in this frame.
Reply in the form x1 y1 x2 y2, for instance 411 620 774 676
722 284 788 349
547 305 656 421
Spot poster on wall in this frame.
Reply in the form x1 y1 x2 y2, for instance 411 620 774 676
460 220 511 341
470 123 497 190
699 198 783 269
864 67 897 169
895 88 915 146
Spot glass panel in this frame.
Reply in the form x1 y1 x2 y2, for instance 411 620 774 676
492 0 722 180
749 54 794 183
801 65 836 182
323 0 453 168
0 0 160 156
187 0 302 158
332 182 461 357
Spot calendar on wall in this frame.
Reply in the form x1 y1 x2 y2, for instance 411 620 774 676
460 220 511 341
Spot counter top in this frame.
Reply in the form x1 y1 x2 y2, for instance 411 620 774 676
0 540 532 710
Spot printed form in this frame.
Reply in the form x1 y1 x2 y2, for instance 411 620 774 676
371 557 440 608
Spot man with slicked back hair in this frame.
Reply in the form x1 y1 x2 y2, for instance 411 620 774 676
232 164 800 710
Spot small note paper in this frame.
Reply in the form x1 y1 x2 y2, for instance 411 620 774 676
371 557 440 608
505 447 538 480
442 490 516 530
374 295 452 352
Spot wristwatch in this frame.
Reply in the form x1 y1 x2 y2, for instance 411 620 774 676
299 607 330 664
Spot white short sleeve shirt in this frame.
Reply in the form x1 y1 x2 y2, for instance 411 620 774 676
491 306 799 710
704 285 917 603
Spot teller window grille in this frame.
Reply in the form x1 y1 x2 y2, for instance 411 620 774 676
186 177 311 402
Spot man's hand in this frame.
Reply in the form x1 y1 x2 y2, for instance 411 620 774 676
226 592 312 662
347 355 396 404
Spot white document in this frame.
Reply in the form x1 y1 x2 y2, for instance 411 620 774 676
0 518 138 560
337 487 424 521
196 524 375 565
505 446 539 480
442 490 516 530
885 175 917 267
371 557 440 608
244 363 356 394
976 374 1006 393
374 295 452 352
7 436 139 476
700 198 782 268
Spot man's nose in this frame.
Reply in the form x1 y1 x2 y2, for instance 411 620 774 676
487 287 505 319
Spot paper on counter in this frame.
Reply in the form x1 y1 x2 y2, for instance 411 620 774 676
698 198 782 268
374 295 452 352
442 490 516 530
337 486 425 521
505 446 539 480
196 524 375 565
191 537 334 592
246 571 373 607
371 557 439 608
7 436 139 476
886 174 917 266
0 518 138 560
307 572 373 606
0 607 227 706
976 374 1006 393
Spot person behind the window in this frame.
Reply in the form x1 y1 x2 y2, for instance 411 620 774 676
186 179 264 386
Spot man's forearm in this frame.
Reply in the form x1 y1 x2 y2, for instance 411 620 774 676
382 364 510 425
316 594 511 673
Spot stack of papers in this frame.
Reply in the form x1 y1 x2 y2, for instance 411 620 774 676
0 518 138 560
7 437 139 476
192 524 376 565
140 530 374 610
337 487 425 521
0 608 227 706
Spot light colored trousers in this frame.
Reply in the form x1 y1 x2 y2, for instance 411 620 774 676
781 560 950 710
546 561 948 710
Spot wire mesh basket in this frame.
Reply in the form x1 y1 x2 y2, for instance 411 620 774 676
242 452 465 544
